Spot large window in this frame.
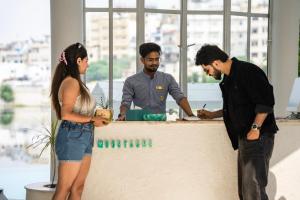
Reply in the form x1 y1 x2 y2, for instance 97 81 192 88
0 0 51 199
84 0 271 118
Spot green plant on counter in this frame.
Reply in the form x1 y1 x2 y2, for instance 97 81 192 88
27 120 58 188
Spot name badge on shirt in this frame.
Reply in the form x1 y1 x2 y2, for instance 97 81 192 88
156 85 164 91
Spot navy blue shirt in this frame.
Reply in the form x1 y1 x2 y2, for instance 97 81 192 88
121 71 185 113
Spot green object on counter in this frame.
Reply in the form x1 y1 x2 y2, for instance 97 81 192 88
143 113 167 121
125 109 151 121
125 109 166 121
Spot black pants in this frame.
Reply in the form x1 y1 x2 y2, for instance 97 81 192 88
238 134 275 200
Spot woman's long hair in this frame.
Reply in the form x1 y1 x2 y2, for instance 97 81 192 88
50 43 90 119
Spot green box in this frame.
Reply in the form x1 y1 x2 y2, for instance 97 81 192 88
125 109 150 121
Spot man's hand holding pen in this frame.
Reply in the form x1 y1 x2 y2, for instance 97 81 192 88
197 104 215 119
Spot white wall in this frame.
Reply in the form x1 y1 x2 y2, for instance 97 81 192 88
271 0 300 117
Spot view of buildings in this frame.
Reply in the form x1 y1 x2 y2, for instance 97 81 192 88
84 0 269 113
0 36 51 199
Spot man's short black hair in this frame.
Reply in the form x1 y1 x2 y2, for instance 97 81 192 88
139 42 161 58
195 44 229 66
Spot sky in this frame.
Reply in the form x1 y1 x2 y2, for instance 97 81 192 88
0 0 50 44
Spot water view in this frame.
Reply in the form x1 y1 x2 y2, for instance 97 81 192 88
0 106 51 199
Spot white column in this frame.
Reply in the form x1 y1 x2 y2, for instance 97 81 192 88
50 0 84 182
51 0 84 76
270 0 300 117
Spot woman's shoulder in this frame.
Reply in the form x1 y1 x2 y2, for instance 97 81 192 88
62 76 79 87
60 77 80 93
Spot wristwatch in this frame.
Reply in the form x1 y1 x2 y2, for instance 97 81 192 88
251 123 261 131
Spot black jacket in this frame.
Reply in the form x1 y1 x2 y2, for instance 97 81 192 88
220 58 278 150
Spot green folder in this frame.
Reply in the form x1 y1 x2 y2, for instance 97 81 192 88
125 109 166 121
125 109 150 121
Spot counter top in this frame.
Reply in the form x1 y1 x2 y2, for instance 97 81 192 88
107 119 300 124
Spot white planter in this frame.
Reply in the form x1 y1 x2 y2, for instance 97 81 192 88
24 182 55 200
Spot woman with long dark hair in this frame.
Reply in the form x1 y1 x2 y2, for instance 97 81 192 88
50 43 109 199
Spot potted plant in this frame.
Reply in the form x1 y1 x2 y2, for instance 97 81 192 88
91 82 113 121
25 120 58 200
27 119 58 188
94 96 113 121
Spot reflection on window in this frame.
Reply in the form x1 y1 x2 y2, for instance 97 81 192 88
145 0 180 10
83 0 270 117
0 0 50 199
251 0 269 14
113 0 136 8
187 0 223 11
250 17 268 73
187 15 223 83
145 13 180 81
231 16 247 60
85 0 108 8
113 13 136 118
85 12 109 109
231 0 248 12
187 15 223 111
145 13 180 118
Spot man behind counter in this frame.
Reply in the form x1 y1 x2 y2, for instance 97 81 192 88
117 42 194 120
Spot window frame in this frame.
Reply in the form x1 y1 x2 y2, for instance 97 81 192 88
83 0 272 117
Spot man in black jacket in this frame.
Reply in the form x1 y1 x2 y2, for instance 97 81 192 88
195 44 278 200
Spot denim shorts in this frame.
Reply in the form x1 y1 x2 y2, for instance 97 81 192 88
55 120 94 162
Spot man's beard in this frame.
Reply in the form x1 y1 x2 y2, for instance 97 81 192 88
145 65 158 72
213 69 222 80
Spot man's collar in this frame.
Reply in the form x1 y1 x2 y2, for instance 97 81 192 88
227 57 238 78
142 69 157 79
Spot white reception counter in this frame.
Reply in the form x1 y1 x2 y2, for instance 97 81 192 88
81 120 300 200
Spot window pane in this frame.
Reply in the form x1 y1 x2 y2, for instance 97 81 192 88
85 0 108 8
145 13 180 81
231 0 248 12
145 13 180 119
231 16 247 60
251 0 269 14
85 13 109 110
113 0 136 8
187 0 223 11
145 0 180 10
250 17 268 73
187 15 223 111
113 13 136 118
0 0 50 199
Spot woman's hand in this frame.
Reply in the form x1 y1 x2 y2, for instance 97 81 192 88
91 116 110 127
